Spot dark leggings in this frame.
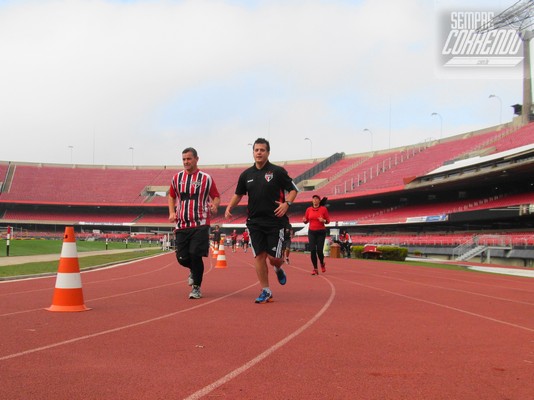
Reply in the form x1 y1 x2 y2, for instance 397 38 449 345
175 226 209 286
308 229 327 269
175 253 205 286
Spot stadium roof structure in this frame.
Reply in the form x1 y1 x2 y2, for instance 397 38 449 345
406 142 534 191
1 120 534 236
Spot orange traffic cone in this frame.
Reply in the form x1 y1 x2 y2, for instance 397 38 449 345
46 227 91 312
212 241 219 259
215 240 227 269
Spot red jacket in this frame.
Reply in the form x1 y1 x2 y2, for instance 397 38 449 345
304 206 330 231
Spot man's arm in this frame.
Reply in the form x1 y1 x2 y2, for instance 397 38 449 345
275 189 298 217
209 179 221 215
286 189 298 204
168 195 177 223
210 196 221 215
225 194 243 219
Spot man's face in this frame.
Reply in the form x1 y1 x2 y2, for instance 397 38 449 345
182 151 198 173
253 143 269 164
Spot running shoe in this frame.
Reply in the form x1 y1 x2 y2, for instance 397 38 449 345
188 273 194 286
311 269 319 275
275 267 287 285
255 289 273 303
321 264 326 273
189 285 202 299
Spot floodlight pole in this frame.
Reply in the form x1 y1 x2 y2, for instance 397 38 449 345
363 129 373 151
431 113 443 139
477 0 534 125
521 31 533 124
128 147 134 166
489 94 503 124
304 137 313 159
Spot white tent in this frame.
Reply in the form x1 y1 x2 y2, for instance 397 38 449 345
294 224 309 236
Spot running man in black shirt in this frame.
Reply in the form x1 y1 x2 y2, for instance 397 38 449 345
225 138 298 303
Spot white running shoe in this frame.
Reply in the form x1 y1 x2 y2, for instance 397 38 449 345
189 285 202 299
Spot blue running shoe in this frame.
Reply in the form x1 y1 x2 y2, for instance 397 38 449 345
255 289 273 304
275 267 287 285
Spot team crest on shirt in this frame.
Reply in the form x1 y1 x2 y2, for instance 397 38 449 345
265 171 273 182
193 179 202 188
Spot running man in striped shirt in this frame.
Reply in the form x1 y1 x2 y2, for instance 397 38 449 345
168 147 220 299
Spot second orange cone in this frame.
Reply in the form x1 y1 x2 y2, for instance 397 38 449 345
215 239 227 268
212 241 219 259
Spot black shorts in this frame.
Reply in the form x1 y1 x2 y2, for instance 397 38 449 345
175 225 210 258
247 224 285 258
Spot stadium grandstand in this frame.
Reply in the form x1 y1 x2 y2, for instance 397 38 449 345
1 119 534 267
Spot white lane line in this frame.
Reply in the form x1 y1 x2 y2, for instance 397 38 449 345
344 278 534 333
183 277 336 400
362 271 534 306
0 283 257 361
0 263 182 318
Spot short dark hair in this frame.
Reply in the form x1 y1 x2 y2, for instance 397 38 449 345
312 195 320 199
254 138 270 152
182 147 198 158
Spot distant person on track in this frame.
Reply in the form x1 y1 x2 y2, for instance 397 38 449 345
230 229 238 252
225 137 298 304
211 225 221 250
303 195 330 275
283 223 293 264
242 229 250 253
168 147 220 300
339 230 352 258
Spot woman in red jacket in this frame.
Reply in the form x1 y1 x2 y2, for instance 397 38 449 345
303 195 330 275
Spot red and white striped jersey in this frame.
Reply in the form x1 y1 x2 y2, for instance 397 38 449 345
169 170 220 230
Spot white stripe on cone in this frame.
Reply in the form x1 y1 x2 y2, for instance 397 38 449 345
60 242 78 258
55 273 82 289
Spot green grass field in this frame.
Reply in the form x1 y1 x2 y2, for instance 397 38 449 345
0 239 166 278
0 239 468 279
0 238 160 257
398 260 466 271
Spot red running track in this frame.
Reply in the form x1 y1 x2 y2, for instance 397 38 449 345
1 250 533 399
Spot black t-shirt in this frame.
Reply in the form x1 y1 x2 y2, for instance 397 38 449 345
235 161 297 228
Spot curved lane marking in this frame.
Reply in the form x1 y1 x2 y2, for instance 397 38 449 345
0 282 258 361
0 259 213 317
336 276 534 333
183 277 336 400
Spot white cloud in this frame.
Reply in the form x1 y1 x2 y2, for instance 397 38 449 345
0 0 527 166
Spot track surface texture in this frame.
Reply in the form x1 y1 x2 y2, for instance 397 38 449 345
1 250 533 399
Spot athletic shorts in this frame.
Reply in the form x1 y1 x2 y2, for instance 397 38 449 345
247 224 285 258
175 225 210 258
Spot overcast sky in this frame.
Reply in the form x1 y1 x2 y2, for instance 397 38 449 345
0 0 529 167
